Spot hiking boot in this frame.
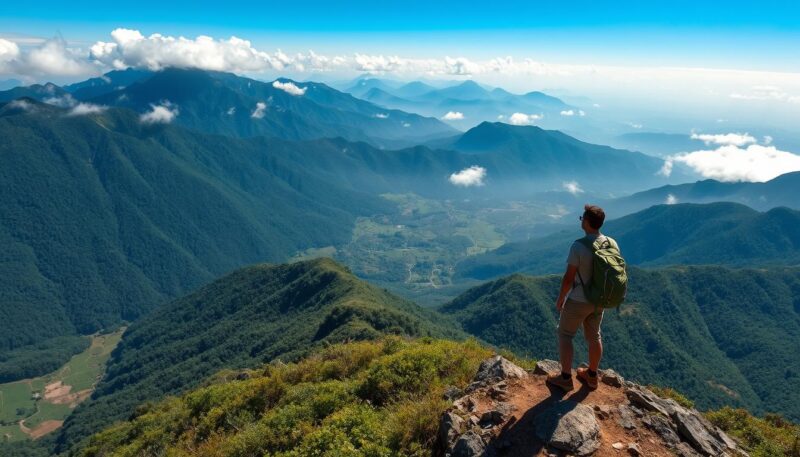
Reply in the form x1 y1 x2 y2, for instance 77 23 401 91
546 373 574 392
577 367 599 390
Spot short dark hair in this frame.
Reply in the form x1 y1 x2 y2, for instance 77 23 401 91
583 205 605 230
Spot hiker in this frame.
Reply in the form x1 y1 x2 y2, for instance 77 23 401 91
546 204 627 392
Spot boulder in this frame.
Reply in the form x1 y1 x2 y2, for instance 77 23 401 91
534 401 601 456
474 356 528 384
616 405 637 430
439 411 465 450
452 430 486 457
626 386 679 417
671 409 727 456
600 368 625 387
642 413 680 446
533 359 562 376
443 386 464 401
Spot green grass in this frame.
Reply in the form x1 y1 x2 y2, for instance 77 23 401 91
0 329 124 443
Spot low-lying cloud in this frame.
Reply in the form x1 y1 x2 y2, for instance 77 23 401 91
690 132 756 146
272 80 306 96
251 101 267 119
140 101 178 124
442 111 464 120
562 181 583 195
449 166 487 187
508 112 542 126
661 144 800 182
560 109 585 117
68 103 107 116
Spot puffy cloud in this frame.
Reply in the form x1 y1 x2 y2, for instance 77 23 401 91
658 159 673 177
562 181 583 195
662 144 800 182
68 103 107 116
226 107 236 115
442 111 464 120
0 37 96 78
7 99 35 111
251 101 267 119
374 113 388 119
559 109 586 117
140 102 178 124
272 80 306 96
44 94 77 108
665 194 678 205
690 132 756 147
0 38 20 63
508 112 542 126
449 165 487 187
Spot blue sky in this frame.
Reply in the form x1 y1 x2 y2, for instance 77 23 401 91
2 0 800 70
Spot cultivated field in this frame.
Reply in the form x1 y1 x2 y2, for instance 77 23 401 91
0 329 124 442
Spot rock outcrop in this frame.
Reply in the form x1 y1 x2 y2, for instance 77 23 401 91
438 356 744 457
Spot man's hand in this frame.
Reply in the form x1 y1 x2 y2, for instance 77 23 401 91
555 297 565 313
557 264 578 314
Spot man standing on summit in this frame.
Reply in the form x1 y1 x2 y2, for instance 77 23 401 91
547 205 627 392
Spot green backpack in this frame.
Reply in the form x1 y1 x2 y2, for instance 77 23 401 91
576 236 628 311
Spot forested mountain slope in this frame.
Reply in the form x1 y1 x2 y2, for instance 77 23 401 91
0 101 387 355
55 258 464 452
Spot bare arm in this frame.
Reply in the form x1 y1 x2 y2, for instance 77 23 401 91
556 264 578 312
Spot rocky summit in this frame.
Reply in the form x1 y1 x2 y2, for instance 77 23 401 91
438 357 743 457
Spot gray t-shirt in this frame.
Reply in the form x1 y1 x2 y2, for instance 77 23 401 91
566 234 608 303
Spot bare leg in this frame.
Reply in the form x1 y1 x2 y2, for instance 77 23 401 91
559 335 574 374
587 338 603 371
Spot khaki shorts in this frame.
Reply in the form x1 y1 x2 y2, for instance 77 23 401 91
558 298 604 343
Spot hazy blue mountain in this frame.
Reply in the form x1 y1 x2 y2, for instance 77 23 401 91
344 78 574 129
437 121 679 193
0 78 22 90
343 76 403 98
0 100 389 356
457 202 800 280
88 68 456 146
64 68 153 100
55 258 464 452
609 131 699 156
606 172 800 214
393 80 437 98
441 265 800 420
0 82 67 102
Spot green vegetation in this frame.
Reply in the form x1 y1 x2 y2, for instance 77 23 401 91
55 258 465 453
648 385 695 409
0 337 90 383
78 338 493 457
0 329 123 444
708 407 800 457
0 102 389 352
440 266 800 422
458 202 800 280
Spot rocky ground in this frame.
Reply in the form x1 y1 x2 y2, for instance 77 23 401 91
438 356 744 457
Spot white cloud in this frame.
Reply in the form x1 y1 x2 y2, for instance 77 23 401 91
68 103 107 116
7 99 35 111
763 135 773 145
449 165 487 187
251 101 267 119
226 107 236 115
0 38 20 63
690 132 757 147
562 181 583 195
658 159 674 177
508 112 542 125
1 37 96 78
402 122 410 127
442 111 464 120
140 102 178 124
560 110 575 116
627 122 643 129
665 194 678 205
272 80 306 96
43 94 77 108
664 144 800 182
374 113 389 119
